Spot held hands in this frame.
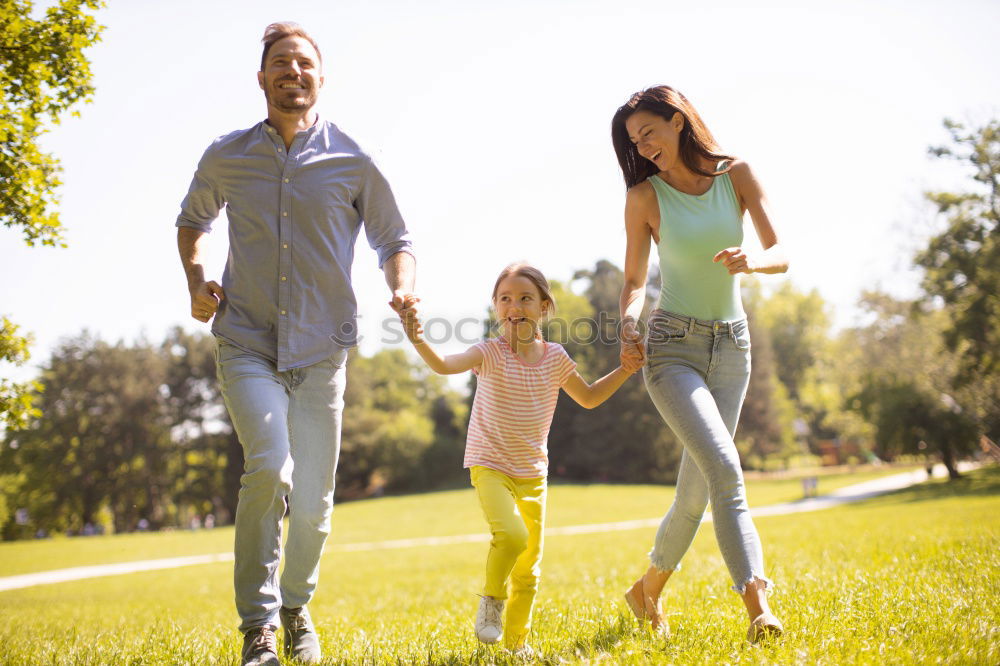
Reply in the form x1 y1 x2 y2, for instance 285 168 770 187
620 318 645 374
389 292 423 343
189 281 225 323
713 247 756 275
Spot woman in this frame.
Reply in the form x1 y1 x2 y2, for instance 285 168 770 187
612 85 787 642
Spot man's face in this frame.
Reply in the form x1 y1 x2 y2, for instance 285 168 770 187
257 36 323 113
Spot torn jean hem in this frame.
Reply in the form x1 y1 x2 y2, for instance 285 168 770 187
732 575 774 595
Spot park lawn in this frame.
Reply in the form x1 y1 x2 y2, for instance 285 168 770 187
0 466 996 664
0 465 918 577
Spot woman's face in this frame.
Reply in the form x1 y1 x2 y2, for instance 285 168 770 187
625 109 683 171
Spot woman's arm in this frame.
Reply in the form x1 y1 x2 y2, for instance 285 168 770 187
714 160 789 275
561 367 634 409
619 183 657 369
400 306 484 375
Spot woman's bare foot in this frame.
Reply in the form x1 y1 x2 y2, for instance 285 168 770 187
624 566 671 633
741 578 782 643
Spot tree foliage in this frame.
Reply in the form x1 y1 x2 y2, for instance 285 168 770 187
913 118 1000 441
544 260 685 482
1 0 104 246
844 293 980 478
0 0 104 434
738 281 799 467
0 316 41 431
0 330 467 539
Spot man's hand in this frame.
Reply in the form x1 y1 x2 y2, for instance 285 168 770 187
389 291 418 315
389 293 423 343
190 281 225 323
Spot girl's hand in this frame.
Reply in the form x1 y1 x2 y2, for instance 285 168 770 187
713 247 756 275
401 306 424 343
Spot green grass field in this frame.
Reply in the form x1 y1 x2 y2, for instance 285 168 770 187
0 465 996 664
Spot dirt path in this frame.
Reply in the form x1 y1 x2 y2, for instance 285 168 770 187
0 463 972 593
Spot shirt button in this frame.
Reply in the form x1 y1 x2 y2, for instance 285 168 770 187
281 276 287 281
281 310 287 315
284 178 290 183
282 211 288 216
282 243 288 249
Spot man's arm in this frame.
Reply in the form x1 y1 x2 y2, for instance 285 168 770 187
177 227 224 323
383 250 416 313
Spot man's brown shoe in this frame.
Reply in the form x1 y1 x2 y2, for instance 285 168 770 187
241 626 279 666
280 605 321 663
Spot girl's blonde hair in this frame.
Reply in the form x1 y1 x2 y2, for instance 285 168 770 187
492 263 556 314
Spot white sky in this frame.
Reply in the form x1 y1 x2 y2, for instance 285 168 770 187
2 0 999 382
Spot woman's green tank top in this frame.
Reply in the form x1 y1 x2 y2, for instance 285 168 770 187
649 168 745 321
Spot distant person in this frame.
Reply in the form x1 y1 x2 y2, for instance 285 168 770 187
611 86 788 642
175 22 415 666
394 263 638 656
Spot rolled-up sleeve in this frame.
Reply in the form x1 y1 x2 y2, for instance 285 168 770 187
176 147 224 233
355 156 413 268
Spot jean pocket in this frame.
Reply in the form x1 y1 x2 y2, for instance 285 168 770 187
732 321 751 351
647 314 688 345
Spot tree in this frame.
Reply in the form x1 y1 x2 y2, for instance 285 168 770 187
845 292 980 479
339 349 466 498
915 118 1000 439
1 0 104 246
1 0 104 431
737 281 799 468
0 316 40 431
0 333 176 535
545 260 684 483
0 330 243 538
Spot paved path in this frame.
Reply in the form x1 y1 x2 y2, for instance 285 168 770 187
0 463 972 593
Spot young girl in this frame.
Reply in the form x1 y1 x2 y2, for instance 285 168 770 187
395 262 638 654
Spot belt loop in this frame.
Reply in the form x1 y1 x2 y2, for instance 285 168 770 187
688 316 695 333
728 321 735 339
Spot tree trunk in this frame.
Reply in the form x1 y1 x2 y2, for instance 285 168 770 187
940 441 961 480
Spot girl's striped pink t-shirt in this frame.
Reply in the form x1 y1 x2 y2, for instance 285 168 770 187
464 336 577 478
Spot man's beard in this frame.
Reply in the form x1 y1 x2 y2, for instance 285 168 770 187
265 86 318 113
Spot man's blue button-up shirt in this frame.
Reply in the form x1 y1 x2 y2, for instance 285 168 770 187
176 118 413 371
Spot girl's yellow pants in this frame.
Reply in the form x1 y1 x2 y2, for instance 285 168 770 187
470 465 547 649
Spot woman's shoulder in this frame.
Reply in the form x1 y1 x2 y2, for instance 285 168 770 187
722 159 761 205
723 159 753 184
625 179 658 217
626 179 657 202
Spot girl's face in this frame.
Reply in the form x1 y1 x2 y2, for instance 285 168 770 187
494 275 549 340
625 109 683 172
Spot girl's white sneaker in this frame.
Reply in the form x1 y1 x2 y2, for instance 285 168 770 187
475 596 504 643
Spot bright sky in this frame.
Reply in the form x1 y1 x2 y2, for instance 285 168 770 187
2 0 999 382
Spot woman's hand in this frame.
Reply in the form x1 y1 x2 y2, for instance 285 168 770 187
620 318 645 373
713 247 755 275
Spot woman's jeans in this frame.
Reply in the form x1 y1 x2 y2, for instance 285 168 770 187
216 340 348 632
642 310 772 593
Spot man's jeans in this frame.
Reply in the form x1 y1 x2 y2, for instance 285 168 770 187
216 340 348 632
642 310 772 594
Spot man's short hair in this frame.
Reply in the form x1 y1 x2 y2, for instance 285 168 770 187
260 22 322 71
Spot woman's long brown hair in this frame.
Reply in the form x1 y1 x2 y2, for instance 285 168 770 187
611 85 736 189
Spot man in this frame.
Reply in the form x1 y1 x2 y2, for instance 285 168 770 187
176 22 415 666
